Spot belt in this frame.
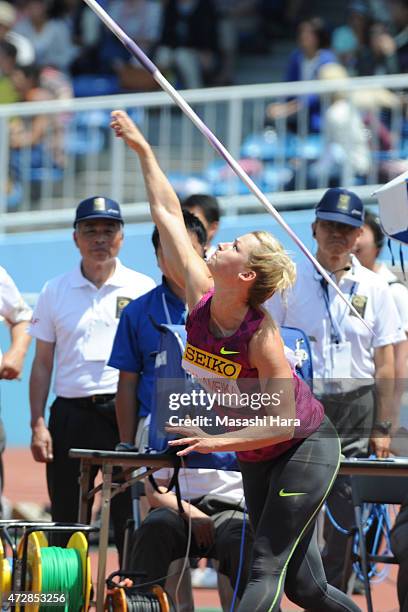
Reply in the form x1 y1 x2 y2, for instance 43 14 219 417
58 394 116 407
318 384 375 401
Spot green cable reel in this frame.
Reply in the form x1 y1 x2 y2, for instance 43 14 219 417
16 531 92 612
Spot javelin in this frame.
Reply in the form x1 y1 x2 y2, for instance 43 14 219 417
83 0 372 331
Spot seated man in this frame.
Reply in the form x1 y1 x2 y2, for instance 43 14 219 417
130 465 252 611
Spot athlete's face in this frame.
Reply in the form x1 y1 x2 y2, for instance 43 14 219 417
208 233 258 282
313 220 362 258
74 219 123 263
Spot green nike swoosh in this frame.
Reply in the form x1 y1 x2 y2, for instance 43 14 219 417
220 347 240 356
279 489 307 497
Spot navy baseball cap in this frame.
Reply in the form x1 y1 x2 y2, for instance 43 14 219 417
74 196 124 226
315 188 364 228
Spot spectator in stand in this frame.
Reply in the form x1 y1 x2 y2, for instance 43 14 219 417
0 41 19 103
9 64 68 172
10 64 51 142
389 0 408 73
367 0 393 25
260 0 307 39
331 1 372 75
96 0 162 91
331 1 399 76
0 1 34 66
70 0 106 76
155 0 219 89
215 0 257 85
308 63 371 188
1 41 20 206
351 21 400 75
13 0 77 73
266 17 336 132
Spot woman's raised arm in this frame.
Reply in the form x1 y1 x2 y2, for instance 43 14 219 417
111 110 213 308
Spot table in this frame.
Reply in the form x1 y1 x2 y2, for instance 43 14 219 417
69 449 408 611
69 449 177 611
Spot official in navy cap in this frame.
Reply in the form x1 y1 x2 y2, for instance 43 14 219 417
266 185 403 591
29 194 155 557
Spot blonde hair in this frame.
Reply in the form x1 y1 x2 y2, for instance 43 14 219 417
247 231 296 308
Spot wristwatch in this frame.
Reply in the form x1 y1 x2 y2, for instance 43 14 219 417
373 420 392 435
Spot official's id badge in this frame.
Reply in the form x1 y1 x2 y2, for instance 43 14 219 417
324 341 352 378
350 294 367 318
116 296 132 318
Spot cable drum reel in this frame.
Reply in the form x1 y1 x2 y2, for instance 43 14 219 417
15 530 92 611
105 573 175 611
0 537 12 600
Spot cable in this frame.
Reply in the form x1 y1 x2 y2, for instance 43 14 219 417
325 503 353 535
352 503 393 584
325 499 393 584
39 547 83 611
125 590 162 611
229 506 246 612
174 458 192 612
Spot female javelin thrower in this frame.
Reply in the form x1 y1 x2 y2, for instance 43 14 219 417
111 110 360 612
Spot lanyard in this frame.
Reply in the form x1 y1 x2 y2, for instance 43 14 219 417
162 292 187 325
320 277 357 344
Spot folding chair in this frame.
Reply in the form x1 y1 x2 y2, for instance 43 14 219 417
346 474 406 612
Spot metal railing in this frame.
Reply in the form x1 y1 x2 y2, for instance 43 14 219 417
1 72 407 232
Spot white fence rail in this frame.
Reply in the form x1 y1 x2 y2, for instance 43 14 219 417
1 73 407 231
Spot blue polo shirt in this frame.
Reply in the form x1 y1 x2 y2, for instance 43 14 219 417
108 278 186 417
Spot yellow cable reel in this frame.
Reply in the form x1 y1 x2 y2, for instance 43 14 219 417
0 538 12 599
16 531 48 612
67 531 92 611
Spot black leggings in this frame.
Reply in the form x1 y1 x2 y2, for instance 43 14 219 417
237 416 361 612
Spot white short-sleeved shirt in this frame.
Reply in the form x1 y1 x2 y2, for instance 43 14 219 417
154 468 244 505
265 255 404 380
29 259 155 397
0 266 32 359
377 263 408 333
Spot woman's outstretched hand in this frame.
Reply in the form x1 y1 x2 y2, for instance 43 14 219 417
165 421 217 456
110 110 148 154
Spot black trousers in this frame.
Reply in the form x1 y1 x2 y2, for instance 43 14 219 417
320 386 376 589
46 396 132 559
130 499 252 600
236 416 361 612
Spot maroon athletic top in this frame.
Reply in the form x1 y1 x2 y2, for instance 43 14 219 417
183 290 324 462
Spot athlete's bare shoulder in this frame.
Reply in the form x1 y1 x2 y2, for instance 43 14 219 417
248 307 282 357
